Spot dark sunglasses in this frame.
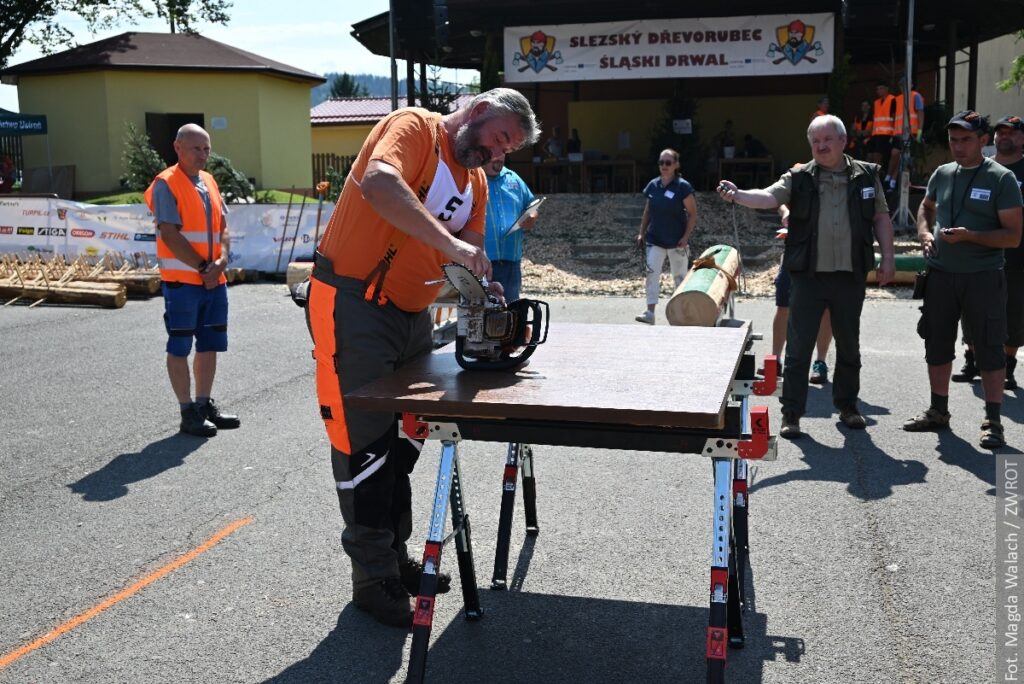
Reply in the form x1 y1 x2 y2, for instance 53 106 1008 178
658 160 675 166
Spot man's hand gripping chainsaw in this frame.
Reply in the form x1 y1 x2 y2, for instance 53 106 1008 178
440 262 549 371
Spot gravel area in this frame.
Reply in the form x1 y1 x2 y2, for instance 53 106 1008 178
520 192 916 300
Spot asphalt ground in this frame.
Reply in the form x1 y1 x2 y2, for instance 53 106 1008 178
0 284 1019 683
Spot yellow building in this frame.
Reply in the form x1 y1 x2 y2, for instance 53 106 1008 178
0 32 324 197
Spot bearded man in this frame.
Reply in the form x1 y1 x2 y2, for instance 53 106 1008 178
307 88 541 627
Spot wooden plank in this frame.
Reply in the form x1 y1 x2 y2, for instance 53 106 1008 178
347 322 750 429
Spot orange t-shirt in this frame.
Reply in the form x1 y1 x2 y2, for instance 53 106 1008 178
317 108 487 312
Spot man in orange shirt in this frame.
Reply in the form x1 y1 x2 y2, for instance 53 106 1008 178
308 88 540 627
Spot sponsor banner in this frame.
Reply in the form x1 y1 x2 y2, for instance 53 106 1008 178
0 197 332 272
504 13 835 82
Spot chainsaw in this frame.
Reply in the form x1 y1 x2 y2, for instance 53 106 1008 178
440 262 549 371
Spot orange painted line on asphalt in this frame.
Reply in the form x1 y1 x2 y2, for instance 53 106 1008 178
0 516 254 671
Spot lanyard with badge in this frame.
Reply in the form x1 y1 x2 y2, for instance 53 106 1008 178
947 160 985 228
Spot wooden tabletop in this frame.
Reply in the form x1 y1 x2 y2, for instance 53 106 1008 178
346 322 750 430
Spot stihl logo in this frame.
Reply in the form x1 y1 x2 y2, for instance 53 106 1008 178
100 232 129 240
71 228 95 238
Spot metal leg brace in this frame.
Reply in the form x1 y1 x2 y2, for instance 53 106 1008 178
707 456 743 684
491 443 539 589
407 440 483 684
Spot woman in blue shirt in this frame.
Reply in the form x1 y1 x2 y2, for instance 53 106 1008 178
634 148 698 324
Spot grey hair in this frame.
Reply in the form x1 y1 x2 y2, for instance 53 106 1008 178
463 88 542 148
175 123 208 141
807 114 846 142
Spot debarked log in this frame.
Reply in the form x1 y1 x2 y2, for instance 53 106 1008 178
665 244 742 327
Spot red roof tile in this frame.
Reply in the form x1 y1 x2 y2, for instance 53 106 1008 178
311 94 475 125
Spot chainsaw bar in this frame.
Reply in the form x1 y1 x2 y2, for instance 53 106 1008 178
441 262 488 305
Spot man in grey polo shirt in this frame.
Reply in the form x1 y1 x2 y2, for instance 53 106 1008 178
718 114 896 439
904 111 1023 449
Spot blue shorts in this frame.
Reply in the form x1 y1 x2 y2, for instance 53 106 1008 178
774 266 791 308
162 282 229 357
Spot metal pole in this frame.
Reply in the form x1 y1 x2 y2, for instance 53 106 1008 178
389 0 398 111
892 0 916 231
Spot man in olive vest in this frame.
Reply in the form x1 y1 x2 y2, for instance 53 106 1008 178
718 115 896 438
145 124 240 437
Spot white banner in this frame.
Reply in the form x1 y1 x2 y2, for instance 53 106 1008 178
504 13 835 82
0 197 334 272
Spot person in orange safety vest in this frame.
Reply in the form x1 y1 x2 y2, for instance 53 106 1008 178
144 123 240 438
887 79 926 188
867 82 896 161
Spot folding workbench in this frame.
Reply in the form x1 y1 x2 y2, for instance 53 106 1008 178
347 321 779 683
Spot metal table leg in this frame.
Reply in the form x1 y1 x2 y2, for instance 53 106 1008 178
449 448 483 620
407 440 460 684
492 443 522 589
732 458 749 612
521 444 539 535
706 457 734 684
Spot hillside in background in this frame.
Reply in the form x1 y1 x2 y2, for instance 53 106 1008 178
310 73 408 106
309 72 472 106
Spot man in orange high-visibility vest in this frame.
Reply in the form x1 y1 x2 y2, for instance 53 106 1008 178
888 80 926 189
867 81 898 175
145 124 240 437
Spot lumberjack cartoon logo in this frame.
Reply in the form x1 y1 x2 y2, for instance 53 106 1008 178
767 19 823 65
512 31 563 73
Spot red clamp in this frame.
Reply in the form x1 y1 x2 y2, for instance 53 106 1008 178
706 626 728 660
752 354 778 396
738 405 770 459
402 413 430 440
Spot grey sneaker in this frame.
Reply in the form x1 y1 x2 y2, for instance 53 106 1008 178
635 310 654 325
353 577 413 628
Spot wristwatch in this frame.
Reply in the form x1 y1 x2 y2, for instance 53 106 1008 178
196 259 210 273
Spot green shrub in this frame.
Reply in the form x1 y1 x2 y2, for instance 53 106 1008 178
206 152 254 204
119 121 166 191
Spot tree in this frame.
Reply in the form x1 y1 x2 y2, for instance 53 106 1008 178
997 31 1024 92
1 1 232 70
417 64 459 115
205 152 253 204
119 121 166 191
329 72 368 98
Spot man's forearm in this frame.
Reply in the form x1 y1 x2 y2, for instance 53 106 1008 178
219 225 230 263
361 166 460 255
873 214 895 258
732 188 779 210
159 224 205 269
916 203 935 238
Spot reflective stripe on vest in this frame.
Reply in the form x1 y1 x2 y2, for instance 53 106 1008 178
872 95 896 136
894 91 921 136
144 165 225 285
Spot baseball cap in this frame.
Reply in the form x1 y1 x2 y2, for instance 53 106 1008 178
994 115 1024 132
946 110 988 133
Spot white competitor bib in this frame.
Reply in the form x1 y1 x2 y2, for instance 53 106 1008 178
424 157 474 233
969 187 992 201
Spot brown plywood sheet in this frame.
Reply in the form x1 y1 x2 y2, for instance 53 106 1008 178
346 322 749 429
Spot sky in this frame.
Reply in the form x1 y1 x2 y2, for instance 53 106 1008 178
0 1 472 112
